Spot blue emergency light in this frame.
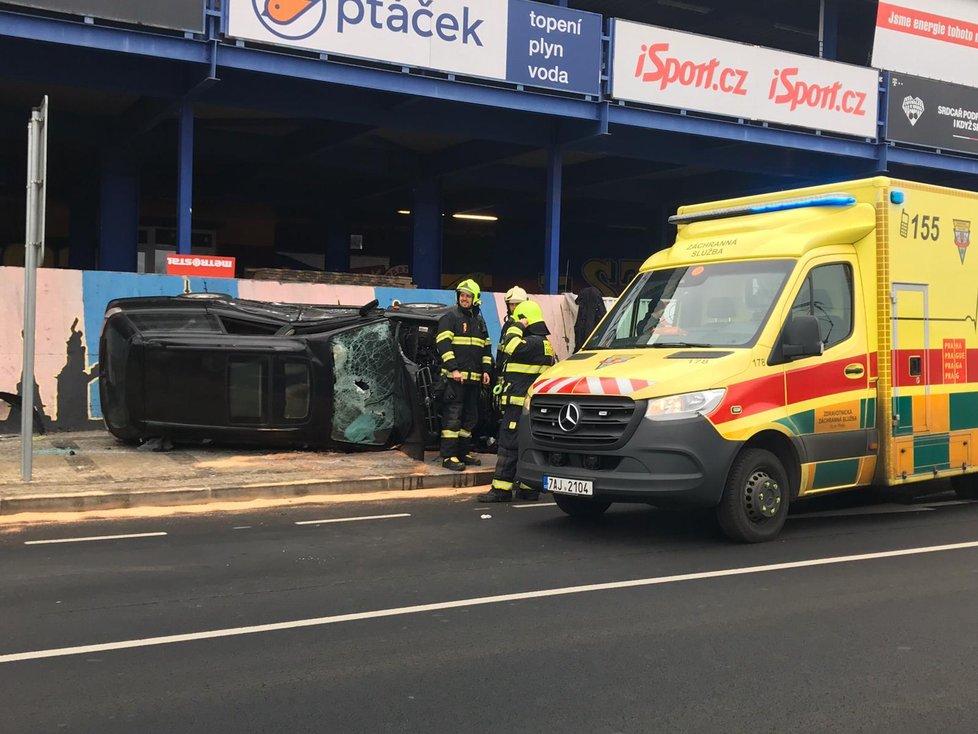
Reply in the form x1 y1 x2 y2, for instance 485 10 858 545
668 193 857 226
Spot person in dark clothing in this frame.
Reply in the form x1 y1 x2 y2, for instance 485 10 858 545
478 300 556 503
574 286 607 352
437 279 492 471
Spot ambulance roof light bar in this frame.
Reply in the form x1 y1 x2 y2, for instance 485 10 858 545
668 193 857 226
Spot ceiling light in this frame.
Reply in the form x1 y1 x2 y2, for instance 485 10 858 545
452 213 499 222
657 0 712 14
397 209 411 215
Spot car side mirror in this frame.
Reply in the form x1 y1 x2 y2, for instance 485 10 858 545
782 314 823 359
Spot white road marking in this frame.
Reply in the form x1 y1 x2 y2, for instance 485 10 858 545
3 540 978 664
24 532 167 546
513 502 557 509
232 526 252 530
294 513 411 526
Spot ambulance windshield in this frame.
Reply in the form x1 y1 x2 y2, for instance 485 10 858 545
587 259 794 349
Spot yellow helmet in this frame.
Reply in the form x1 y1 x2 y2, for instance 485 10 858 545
504 286 528 304
513 300 544 326
456 278 481 305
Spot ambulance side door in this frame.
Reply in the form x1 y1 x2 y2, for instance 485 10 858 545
775 256 877 494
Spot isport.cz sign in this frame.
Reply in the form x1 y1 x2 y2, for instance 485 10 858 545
227 0 602 96
610 19 880 139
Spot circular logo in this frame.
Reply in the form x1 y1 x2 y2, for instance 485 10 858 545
253 0 327 41
191 257 201 267
557 403 581 433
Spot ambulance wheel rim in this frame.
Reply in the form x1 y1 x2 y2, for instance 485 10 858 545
743 469 781 523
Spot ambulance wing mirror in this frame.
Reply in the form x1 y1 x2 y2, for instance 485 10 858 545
782 315 823 360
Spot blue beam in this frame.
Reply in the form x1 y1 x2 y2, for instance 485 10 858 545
544 145 563 295
0 9 208 63
888 147 978 176
177 102 194 255
608 105 878 159
215 45 601 123
412 178 442 289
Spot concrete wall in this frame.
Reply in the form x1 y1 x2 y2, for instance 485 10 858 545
0 267 583 432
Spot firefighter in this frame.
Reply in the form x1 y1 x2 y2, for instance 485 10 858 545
478 300 555 502
497 286 528 362
437 279 492 471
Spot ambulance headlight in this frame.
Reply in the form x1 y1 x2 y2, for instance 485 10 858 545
645 389 725 421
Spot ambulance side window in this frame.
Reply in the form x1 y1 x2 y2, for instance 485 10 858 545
789 264 853 349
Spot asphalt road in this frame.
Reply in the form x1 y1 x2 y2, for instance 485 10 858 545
2 487 978 733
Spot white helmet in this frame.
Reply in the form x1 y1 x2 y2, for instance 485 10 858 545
504 286 528 304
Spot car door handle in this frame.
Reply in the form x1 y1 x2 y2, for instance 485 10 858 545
844 363 865 379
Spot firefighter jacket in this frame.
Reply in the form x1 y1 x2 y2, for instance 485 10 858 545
499 321 555 407
436 304 492 383
496 316 521 375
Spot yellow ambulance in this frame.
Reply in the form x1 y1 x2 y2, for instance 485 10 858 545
519 177 978 542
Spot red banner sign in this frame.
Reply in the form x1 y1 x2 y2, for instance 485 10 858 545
165 255 236 278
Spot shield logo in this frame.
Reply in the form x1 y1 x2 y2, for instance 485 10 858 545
953 219 971 264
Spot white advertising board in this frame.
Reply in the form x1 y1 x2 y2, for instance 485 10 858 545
872 1 978 88
611 20 879 139
229 0 507 79
228 0 603 95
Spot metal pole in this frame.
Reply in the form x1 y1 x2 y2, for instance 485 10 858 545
21 96 47 482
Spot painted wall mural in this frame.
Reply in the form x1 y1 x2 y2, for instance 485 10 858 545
0 267 581 433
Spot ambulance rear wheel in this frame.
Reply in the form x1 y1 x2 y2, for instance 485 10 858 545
951 473 978 500
717 448 790 543
553 493 611 518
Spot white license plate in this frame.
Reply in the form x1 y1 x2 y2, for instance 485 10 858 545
544 476 594 496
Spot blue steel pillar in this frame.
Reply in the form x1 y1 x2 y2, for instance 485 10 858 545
819 0 839 60
411 178 442 289
98 150 140 272
544 144 563 295
177 102 194 255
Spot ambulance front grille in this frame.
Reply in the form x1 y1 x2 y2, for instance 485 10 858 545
529 395 639 448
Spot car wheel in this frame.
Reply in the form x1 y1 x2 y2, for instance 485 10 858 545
717 448 790 543
553 493 611 518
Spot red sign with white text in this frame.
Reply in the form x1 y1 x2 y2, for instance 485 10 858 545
611 19 879 139
165 255 236 278
872 1 978 87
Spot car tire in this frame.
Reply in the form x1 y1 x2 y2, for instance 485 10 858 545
717 448 790 543
553 493 611 518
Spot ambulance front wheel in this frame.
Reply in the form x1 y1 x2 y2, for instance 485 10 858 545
951 473 978 500
717 448 790 543
553 493 611 518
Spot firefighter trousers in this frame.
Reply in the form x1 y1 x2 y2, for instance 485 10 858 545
440 380 481 458
491 405 523 492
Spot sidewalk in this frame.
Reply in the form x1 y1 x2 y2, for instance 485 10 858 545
0 431 495 515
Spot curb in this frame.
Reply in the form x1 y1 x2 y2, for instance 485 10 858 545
0 468 494 515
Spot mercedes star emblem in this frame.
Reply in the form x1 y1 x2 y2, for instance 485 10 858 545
557 402 581 433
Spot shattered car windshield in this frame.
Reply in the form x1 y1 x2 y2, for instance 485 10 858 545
587 259 794 349
331 321 412 446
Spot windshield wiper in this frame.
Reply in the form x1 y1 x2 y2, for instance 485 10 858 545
643 342 715 349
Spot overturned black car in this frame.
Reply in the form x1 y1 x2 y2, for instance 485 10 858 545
99 294 428 456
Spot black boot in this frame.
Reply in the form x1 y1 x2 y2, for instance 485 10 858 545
442 456 466 472
460 453 482 466
517 488 540 502
477 488 513 503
